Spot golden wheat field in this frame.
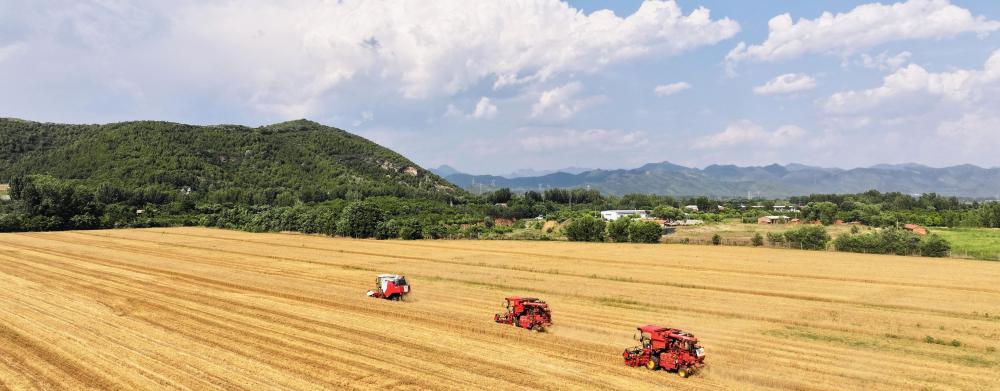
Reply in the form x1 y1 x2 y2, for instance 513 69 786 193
1 227 999 390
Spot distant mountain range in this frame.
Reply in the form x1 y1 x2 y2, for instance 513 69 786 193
431 165 593 179
435 162 1000 198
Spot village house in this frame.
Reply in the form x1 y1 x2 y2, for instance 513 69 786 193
757 215 790 224
903 224 928 235
600 210 649 221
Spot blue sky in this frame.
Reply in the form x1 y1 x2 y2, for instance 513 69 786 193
2 1 999 174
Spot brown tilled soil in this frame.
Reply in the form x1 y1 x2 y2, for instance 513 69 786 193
1 227 998 390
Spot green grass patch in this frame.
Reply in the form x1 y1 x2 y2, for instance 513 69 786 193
933 228 1000 261
765 326 997 368
596 296 643 309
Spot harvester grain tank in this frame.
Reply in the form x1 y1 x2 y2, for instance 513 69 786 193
494 296 552 332
623 325 705 377
366 274 410 300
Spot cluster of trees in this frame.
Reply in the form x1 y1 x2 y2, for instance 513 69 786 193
833 227 950 257
791 191 1000 228
765 226 831 250
562 216 662 244
758 225 950 257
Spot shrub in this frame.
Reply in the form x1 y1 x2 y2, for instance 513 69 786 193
834 227 943 257
423 224 449 239
766 232 785 246
564 216 606 242
628 221 662 243
783 226 830 250
336 201 385 238
374 219 400 240
879 228 922 255
462 224 486 239
397 219 423 240
919 234 951 257
751 232 764 247
606 218 631 242
652 205 684 220
711 234 722 245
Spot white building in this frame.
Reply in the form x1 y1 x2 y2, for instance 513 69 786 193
600 210 648 221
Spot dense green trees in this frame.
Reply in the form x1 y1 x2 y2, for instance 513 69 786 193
628 221 663 243
651 205 684 220
606 218 631 242
782 226 831 250
564 216 605 242
336 201 385 238
833 228 951 257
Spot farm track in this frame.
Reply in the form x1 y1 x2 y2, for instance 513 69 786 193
1 228 999 390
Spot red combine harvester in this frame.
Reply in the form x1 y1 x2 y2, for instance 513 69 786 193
366 274 410 300
623 325 705 377
494 296 552 332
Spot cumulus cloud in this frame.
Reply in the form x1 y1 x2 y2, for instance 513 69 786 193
1 0 739 119
824 49 1000 113
753 73 816 95
653 82 691 96
519 128 646 152
694 121 806 148
937 111 1000 147
204 0 737 111
530 82 605 120
727 0 999 65
0 43 27 63
859 51 912 71
470 97 498 119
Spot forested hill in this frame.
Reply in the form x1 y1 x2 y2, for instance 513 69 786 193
0 118 462 202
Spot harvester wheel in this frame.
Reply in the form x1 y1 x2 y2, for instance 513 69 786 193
678 367 689 378
646 357 659 371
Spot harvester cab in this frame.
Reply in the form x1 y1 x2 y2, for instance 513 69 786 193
623 325 705 377
366 274 410 300
494 296 552 332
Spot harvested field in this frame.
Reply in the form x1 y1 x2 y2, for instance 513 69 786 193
1 227 999 390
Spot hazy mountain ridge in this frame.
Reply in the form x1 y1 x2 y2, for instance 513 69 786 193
440 162 1000 198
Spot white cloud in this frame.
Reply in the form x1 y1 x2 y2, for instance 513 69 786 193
824 49 1000 113
727 0 999 65
519 128 646 152
653 82 691 96
201 0 737 113
753 73 816 95
444 104 463 118
694 121 807 148
531 82 605 120
1 0 739 119
470 97 498 119
0 43 27 63
937 111 1000 145
859 51 912 71
352 110 374 126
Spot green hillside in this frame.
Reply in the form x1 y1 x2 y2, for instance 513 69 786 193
0 118 461 202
